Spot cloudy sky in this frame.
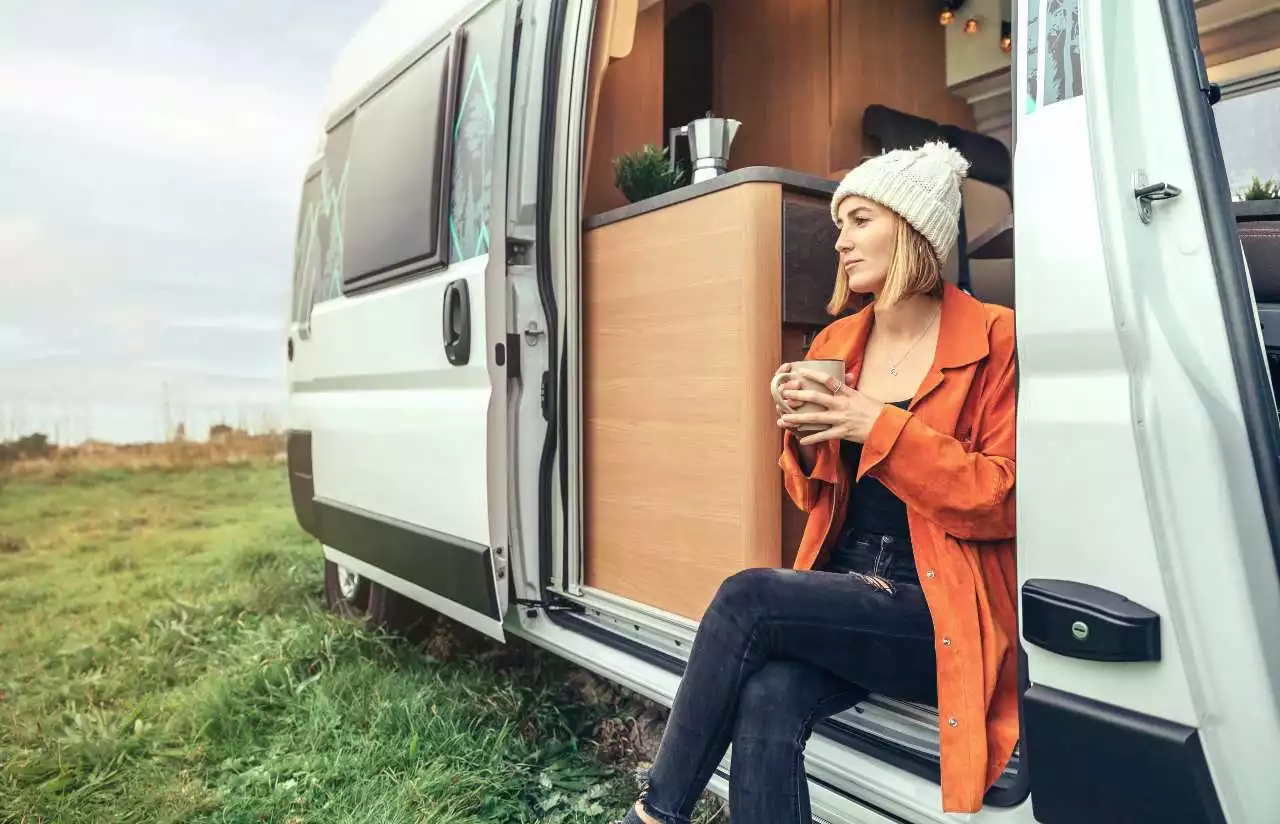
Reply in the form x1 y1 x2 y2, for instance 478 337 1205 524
0 0 379 443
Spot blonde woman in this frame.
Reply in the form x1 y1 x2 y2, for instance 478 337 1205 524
616 142 1018 823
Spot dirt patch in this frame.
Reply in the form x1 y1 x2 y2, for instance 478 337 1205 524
0 532 28 554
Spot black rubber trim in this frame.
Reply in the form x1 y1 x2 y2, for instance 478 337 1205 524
312 497 499 620
547 612 1027 808
1161 0 1280 581
1023 684 1225 824
286 430 318 539
535 0 567 597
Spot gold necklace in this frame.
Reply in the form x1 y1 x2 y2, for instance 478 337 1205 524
886 308 941 377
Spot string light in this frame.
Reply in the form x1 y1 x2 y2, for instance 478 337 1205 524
939 1 965 26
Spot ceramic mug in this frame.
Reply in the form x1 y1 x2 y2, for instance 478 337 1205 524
770 359 846 434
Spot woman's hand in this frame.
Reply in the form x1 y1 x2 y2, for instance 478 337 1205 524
773 362 803 424
778 368 886 445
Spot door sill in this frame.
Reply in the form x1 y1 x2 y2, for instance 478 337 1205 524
540 585 1027 807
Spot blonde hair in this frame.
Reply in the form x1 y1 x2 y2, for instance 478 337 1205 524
826 212 943 316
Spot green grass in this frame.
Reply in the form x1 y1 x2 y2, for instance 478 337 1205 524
0 463 727 823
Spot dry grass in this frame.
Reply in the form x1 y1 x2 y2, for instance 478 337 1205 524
3 430 285 478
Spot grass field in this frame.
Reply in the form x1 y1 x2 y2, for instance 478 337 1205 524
0 459 727 823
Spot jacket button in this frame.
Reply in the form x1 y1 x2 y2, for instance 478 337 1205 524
942 637 952 647
948 718 958 727
926 570 936 579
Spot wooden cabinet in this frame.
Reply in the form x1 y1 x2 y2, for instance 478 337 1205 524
583 170 837 619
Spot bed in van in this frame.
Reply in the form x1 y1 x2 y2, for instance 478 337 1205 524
284 0 1280 821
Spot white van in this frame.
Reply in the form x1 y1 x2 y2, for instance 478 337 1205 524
285 0 1280 820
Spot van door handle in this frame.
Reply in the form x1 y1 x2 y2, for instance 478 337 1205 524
1022 579 1161 662
442 279 471 366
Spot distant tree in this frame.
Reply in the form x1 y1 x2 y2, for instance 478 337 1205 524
0 432 54 464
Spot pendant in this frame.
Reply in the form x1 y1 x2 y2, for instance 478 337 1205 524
889 367 899 376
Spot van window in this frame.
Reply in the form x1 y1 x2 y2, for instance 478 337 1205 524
449 0 506 263
292 170 323 324
342 40 454 290
310 115 355 307
1213 83 1280 199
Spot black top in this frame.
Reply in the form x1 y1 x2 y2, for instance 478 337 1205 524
840 400 912 540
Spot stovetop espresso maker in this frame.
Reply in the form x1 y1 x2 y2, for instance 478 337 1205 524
669 113 741 184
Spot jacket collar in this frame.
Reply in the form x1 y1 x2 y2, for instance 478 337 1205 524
842 282 990 407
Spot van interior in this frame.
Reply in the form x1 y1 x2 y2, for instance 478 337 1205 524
565 0 1280 804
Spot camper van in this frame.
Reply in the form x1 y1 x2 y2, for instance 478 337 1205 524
285 0 1280 820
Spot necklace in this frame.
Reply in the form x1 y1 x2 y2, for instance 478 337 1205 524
886 307 941 376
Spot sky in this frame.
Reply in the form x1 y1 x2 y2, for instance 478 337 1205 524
1 3 1276 445
0 0 380 443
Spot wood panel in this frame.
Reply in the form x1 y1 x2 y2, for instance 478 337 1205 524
1200 9 1280 67
585 0 666 217
828 0 976 173
713 0 832 176
584 183 784 620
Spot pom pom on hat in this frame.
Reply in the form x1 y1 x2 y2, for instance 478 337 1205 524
830 140 971 263
918 139 971 179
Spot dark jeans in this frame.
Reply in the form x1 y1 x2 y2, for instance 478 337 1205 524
632 534 936 824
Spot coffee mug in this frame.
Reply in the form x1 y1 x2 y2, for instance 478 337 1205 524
770 359 846 434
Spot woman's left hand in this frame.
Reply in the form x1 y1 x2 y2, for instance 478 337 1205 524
779 368 886 445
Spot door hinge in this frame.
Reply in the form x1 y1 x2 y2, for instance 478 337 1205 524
540 370 550 421
515 595 583 615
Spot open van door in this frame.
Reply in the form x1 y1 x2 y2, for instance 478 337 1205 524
287 0 522 640
1014 0 1280 822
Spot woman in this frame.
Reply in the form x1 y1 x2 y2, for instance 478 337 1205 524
616 141 1019 823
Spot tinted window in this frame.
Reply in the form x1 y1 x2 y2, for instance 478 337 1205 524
343 41 453 288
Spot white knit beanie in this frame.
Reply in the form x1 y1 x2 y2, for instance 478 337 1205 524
830 140 971 263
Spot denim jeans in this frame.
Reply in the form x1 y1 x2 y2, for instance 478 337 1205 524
628 533 936 824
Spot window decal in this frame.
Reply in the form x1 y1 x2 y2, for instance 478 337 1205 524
449 3 504 264
1042 0 1083 106
1024 0 1040 113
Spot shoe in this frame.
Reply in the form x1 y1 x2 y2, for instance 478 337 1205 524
611 807 649 824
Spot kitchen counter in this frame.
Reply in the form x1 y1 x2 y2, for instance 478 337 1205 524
581 173 840 619
585 165 839 230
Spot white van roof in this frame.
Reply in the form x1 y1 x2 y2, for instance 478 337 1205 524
313 0 475 150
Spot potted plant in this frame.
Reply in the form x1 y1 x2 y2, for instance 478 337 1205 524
613 144 687 204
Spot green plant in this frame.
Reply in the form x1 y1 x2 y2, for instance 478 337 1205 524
613 144 686 203
1241 175 1280 201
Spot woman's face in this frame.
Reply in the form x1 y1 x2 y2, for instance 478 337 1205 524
834 195 897 296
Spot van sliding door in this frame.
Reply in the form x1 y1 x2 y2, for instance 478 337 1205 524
1014 0 1280 821
288 0 521 640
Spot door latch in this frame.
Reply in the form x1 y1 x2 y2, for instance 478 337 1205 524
1133 171 1182 224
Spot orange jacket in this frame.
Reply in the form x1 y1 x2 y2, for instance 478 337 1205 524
779 282 1019 813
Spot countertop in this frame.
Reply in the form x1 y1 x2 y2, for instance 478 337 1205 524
585 165 839 230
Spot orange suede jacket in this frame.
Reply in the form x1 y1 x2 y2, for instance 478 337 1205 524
778 282 1018 814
